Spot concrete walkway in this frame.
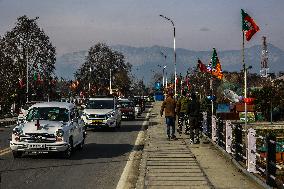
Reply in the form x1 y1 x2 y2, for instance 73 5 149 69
136 102 265 189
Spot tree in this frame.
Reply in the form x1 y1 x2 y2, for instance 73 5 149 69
0 15 56 105
75 43 132 96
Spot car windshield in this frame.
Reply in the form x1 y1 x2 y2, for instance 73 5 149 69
86 100 114 109
26 107 69 122
119 101 134 108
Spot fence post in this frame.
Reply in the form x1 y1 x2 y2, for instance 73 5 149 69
217 119 223 147
266 133 277 187
212 115 217 142
225 120 232 154
202 112 207 135
235 123 242 161
247 128 257 173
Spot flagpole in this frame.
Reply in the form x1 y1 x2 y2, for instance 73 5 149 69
242 31 248 128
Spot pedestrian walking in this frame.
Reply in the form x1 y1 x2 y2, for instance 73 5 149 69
160 90 177 140
176 90 190 135
188 92 201 144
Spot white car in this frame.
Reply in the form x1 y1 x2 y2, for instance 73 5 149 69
10 102 85 158
81 97 122 130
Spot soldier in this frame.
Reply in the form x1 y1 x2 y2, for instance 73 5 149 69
176 90 190 135
188 92 201 144
160 90 177 140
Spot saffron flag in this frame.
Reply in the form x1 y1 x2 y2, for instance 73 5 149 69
197 59 208 72
241 9 260 41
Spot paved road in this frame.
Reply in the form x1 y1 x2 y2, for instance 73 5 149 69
0 112 149 189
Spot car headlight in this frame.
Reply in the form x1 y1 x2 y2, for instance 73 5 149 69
106 111 115 119
12 127 22 135
82 113 89 119
56 129 64 137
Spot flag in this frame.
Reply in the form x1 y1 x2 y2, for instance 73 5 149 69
241 9 260 41
211 48 218 68
197 59 208 72
210 48 223 80
18 78 25 88
212 61 223 80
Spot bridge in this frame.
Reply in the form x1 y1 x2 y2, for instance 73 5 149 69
136 101 282 189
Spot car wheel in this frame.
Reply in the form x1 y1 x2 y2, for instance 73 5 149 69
78 136 85 150
117 121 121 128
62 137 73 159
12 151 23 158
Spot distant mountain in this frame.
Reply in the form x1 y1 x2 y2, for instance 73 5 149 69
55 44 284 83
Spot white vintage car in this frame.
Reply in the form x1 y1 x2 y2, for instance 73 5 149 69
81 97 122 129
10 102 86 158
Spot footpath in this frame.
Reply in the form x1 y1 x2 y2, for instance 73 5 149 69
136 101 265 189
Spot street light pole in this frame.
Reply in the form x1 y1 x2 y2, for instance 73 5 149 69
25 17 39 103
160 51 167 88
163 66 167 89
109 69 112 94
89 66 92 97
160 14 177 98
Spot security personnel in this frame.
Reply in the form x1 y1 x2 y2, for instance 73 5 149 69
176 90 190 135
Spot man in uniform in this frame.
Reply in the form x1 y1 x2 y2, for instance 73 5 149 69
176 91 190 135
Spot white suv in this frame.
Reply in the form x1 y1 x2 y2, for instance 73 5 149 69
10 102 85 158
81 97 121 130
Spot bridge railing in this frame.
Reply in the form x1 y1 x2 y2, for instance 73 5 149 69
201 112 284 188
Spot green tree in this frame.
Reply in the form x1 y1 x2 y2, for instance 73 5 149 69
0 15 56 105
75 43 132 96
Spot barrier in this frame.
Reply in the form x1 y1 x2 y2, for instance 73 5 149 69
202 112 284 188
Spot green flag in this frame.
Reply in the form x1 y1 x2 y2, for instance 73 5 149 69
211 48 218 68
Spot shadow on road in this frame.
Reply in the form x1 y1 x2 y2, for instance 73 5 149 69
71 143 133 160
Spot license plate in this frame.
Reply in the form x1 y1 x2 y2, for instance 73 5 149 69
29 144 46 149
92 120 103 124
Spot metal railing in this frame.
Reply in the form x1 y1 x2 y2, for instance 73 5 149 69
202 112 284 188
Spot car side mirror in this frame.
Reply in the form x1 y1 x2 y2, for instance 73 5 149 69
81 104 86 109
116 104 121 108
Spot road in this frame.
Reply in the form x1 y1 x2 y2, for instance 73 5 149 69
0 110 150 189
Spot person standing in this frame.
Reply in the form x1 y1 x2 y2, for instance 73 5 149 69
160 90 177 140
188 92 201 144
176 90 190 135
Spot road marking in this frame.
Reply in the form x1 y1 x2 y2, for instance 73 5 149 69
0 147 11 156
116 110 151 189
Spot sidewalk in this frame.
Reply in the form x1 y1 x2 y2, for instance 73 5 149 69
136 101 265 189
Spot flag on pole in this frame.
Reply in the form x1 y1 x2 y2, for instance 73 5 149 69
241 9 260 41
197 59 208 72
210 48 223 80
211 48 218 68
18 78 25 88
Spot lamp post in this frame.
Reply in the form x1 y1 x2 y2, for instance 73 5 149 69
109 69 112 94
89 66 92 97
160 51 167 88
26 17 39 103
160 14 177 98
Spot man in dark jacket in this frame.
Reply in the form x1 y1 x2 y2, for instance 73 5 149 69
176 90 190 135
188 92 201 144
160 90 177 140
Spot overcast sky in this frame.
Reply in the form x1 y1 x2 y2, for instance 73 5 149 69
0 0 283 56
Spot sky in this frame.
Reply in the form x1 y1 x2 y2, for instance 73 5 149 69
0 0 283 56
